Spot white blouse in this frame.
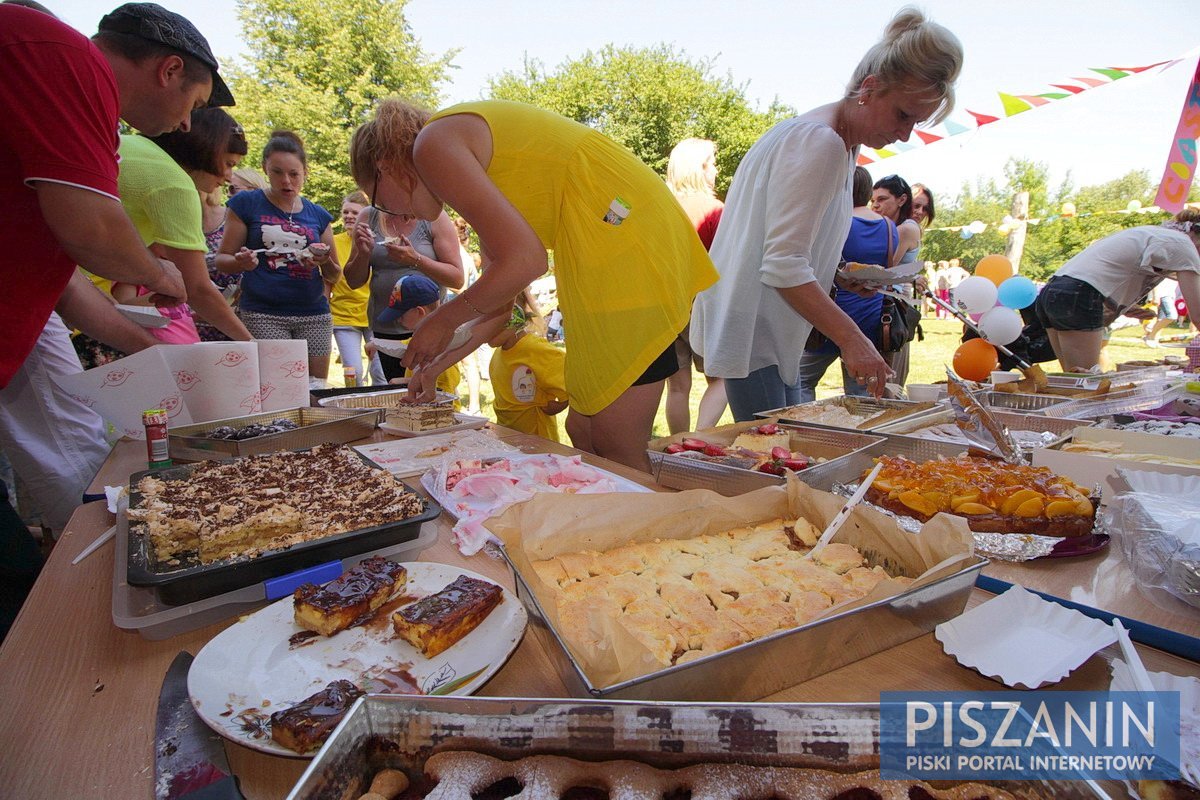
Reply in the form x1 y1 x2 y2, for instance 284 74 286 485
690 117 855 384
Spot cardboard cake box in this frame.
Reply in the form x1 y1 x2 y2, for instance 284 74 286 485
487 476 983 700
1033 425 1200 504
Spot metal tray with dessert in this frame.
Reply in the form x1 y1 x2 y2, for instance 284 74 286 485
124 448 441 605
167 406 378 462
757 395 940 432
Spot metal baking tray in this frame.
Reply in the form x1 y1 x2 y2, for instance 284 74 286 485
502 543 985 702
317 387 456 411
124 450 441 605
874 408 1090 453
287 696 1104 800
795 436 971 493
973 390 1068 413
168 406 378 462
648 424 884 496
757 395 940 432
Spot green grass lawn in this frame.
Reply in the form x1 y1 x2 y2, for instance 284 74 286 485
330 319 1192 441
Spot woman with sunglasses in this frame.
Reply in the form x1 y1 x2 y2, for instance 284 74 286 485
217 130 341 386
691 9 961 420
342 178 463 383
349 101 717 471
870 173 924 386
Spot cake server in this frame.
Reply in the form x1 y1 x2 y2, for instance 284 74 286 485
155 651 244 800
808 461 883 559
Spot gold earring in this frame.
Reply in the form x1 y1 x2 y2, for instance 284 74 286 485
858 99 865 106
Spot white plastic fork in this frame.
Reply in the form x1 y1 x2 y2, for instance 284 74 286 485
807 462 883 559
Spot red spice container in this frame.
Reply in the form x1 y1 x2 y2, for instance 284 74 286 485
142 408 172 469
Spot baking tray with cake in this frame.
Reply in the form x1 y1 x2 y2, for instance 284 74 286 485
647 418 884 496
316 386 457 412
186 560 527 757
124 444 441 605
485 475 985 702
757 395 940 432
971 390 1069 413
167 406 378 462
799 436 1107 560
283 696 1105 800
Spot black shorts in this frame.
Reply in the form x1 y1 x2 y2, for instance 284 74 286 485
632 339 680 386
1034 275 1106 332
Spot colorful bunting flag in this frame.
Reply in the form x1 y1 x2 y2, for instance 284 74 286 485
967 109 1000 126
998 93 1032 116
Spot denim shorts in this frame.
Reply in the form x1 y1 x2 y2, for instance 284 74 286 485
1034 275 1106 332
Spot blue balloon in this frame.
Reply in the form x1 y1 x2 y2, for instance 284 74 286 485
960 229 973 240
997 275 1038 309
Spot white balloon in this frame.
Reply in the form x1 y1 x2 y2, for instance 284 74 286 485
969 220 987 235
978 307 1024 346
952 276 999 315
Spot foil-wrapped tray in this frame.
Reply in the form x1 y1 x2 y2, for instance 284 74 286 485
757 395 940 432
285 696 1102 800
168 406 378 462
973 391 1068 413
647 422 883 496
317 387 456 411
873 408 1089 453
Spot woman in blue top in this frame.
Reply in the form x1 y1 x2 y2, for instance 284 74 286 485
216 130 341 385
797 168 897 401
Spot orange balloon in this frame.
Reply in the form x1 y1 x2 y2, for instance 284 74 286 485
975 254 1015 287
953 339 1000 382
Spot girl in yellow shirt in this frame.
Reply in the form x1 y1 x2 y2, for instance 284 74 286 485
487 306 567 442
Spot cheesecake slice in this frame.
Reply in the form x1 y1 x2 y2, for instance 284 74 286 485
392 574 502 657
293 557 407 636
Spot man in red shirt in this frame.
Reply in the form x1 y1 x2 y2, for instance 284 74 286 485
0 1 234 640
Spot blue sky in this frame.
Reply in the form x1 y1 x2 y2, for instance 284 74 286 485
52 0 1199 204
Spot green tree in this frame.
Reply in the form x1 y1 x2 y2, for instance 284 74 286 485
226 0 455 212
487 45 792 196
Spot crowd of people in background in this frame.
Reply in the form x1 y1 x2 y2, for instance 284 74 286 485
8 1 1200 638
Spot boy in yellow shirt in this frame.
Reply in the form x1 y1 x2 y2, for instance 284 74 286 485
487 306 567 441
378 274 461 403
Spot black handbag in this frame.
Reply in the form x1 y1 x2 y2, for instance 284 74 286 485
880 294 922 354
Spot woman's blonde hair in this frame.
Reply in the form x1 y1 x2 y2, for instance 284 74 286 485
232 167 267 190
349 99 433 191
666 138 716 197
342 189 369 206
846 6 963 126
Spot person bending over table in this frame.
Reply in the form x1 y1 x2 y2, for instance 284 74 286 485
349 99 717 470
689 8 962 420
1034 209 1200 372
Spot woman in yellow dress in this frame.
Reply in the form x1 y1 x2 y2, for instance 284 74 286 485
349 100 717 469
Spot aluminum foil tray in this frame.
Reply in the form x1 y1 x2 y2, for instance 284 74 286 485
973 391 1067 412
757 395 941 432
503 542 984 702
318 387 456 410
286 696 1100 800
874 408 1089 449
168 406 378 462
124 450 441 605
648 424 884 496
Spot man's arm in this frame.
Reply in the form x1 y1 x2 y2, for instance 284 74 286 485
154 245 251 341
55 271 160 354
34 182 186 305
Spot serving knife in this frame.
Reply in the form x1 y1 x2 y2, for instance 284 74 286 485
155 651 245 800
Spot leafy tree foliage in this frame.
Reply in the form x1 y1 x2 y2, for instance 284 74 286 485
487 45 792 196
227 0 455 212
921 159 1168 280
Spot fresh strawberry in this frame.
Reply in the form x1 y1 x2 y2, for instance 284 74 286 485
702 443 727 457
757 461 785 475
782 458 809 472
755 423 780 435
680 438 707 451
664 443 686 454
770 446 792 460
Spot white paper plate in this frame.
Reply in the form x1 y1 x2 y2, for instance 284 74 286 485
115 303 170 328
379 413 490 438
1111 468 1200 497
371 339 408 358
1111 660 1200 790
188 562 527 757
935 585 1117 688
355 430 518 477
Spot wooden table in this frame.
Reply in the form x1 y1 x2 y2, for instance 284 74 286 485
1 429 1196 799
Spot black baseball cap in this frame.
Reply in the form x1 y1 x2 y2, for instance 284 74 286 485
98 3 234 107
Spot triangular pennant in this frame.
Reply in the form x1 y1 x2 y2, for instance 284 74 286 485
1090 67 1130 81
893 141 915 152
856 153 874 165
1109 60 1171 73
915 130 943 144
873 148 898 159
1017 94 1051 107
967 109 1000 126
1037 92 1072 100
998 92 1032 116
943 119 970 135
1072 76 1107 87
1050 83 1086 94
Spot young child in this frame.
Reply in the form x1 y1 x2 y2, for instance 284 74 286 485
487 305 568 441
377 274 462 402
109 281 200 344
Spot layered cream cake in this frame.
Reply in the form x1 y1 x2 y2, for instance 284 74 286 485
386 402 457 432
130 443 425 565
